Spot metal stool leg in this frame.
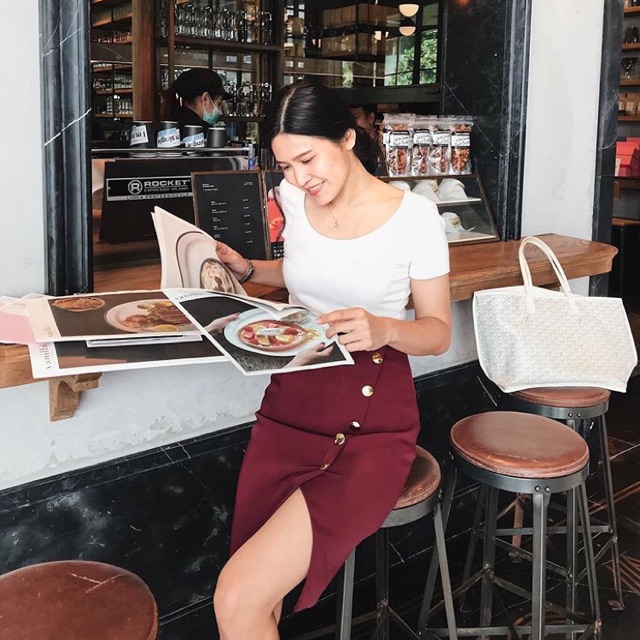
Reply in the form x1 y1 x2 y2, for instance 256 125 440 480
459 483 487 611
432 502 459 640
598 415 624 610
531 490 550 640
577 483 602 638
418 466 456 629
335 550 356 640
566 487 578 640
479 487 499 638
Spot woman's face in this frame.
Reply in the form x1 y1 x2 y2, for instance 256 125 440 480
271 131 355 206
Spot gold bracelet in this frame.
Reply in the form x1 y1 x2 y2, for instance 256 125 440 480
238 260 255 284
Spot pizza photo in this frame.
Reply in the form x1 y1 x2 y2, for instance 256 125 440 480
236 319 310 352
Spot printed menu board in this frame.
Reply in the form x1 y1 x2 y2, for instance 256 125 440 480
191 171 269 260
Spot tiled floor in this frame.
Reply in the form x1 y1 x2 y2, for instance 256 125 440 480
282 302 640 639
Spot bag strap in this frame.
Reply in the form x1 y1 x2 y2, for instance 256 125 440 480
518 236 573 298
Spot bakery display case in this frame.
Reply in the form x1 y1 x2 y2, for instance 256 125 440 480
382 174 500 246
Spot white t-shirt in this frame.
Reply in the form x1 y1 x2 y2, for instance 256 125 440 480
280 179 449 320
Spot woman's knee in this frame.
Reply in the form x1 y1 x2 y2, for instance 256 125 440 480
213 562 269 624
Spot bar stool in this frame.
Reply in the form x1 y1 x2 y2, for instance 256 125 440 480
503 386 623 610
0 560 159 640
422 412 601 640
335 446 458 640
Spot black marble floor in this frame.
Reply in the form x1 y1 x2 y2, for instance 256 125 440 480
278 308 640 639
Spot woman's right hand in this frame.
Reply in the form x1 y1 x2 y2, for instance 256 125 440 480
215 241 251 282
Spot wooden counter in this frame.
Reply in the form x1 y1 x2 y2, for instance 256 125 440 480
448 233 616 302
1 234 617 399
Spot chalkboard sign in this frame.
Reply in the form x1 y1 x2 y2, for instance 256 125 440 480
192 171 269 260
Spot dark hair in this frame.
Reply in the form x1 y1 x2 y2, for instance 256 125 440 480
350 103 377 118
263 79 380 175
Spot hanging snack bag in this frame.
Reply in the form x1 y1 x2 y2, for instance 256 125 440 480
410 116 434 176
450 118 473 175
382 114 414 177
427 118 452 175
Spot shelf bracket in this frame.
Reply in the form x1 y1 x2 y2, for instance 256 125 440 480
48 373 102 422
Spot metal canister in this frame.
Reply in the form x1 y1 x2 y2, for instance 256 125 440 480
129 121 156 157
183 124 205 155
206 125 227 148
156 121 181 155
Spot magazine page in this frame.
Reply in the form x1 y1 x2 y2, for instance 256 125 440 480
0 293 49 345
151 205 246 293
27 290 202 342
29 335 226 379
167 289 354 376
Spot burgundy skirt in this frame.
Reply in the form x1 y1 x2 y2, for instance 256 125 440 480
229 346 420 611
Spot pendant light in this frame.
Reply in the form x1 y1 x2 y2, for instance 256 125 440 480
399 4 420 18
399 17 416 36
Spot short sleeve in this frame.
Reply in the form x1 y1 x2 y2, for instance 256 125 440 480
405 193 450 280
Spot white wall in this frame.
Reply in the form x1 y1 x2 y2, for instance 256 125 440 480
0 3 46 297
0 1 606 490
521 0 604 243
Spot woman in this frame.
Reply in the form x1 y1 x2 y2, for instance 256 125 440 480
169 68 230 137
213 79 451 639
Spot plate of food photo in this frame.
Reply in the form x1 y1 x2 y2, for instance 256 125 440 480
104 299 195 333
51 296 106 312
176 231 243 293
223 308 326 357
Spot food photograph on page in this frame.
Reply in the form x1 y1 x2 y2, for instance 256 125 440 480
170 291 353 376
152 205 246 293
26 290 200 342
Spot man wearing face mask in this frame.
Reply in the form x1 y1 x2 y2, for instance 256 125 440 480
169 68 231 138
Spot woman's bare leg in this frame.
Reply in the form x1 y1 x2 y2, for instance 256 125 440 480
214 488 313 640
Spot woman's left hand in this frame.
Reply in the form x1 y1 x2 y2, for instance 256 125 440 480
316 308 390 352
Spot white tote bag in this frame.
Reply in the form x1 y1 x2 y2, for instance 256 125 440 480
473 236 638 393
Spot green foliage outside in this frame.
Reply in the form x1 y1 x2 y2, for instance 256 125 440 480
386 30 438 86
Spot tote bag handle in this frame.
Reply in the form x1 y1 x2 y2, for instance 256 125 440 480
518 236 574 298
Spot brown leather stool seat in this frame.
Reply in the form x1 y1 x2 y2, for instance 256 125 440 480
450 411 589 479
503 385 623 610
421 411 601 640
0 560 159 640
512 386 610 409
336 446 458 640
390 445 441 511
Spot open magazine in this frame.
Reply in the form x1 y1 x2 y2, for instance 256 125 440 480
166 289 353 376
152 206 353 375
25 207 353 377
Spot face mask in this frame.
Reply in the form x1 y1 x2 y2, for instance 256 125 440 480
203 105 221 125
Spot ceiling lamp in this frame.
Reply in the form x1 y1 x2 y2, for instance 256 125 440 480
399 17 416 36
399 3 420 18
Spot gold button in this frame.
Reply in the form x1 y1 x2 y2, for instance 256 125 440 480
349 421 361 432
361 385 374 397
320 462 329 470
372 352 383 364
334 433 346 446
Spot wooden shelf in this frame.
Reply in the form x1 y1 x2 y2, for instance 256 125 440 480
623 42 640 50
173 35 283 54
96 88 133 95
92 64 132 72
95 113 133 119
620 77 640 85
92 13 132 28
619 115 640 121
616 177 640 189
625 6 640 15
